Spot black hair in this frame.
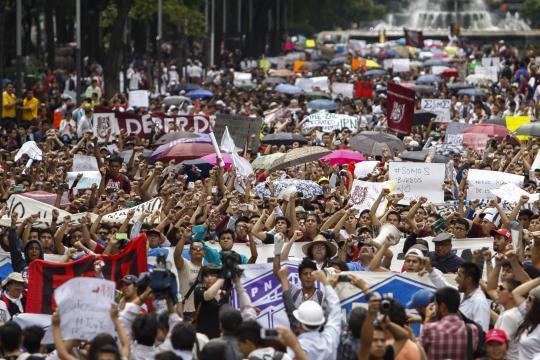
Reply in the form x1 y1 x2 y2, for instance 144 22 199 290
170 322 197 351
428 213 442 221
460 262 481 287
519 209 534 220
0 321 22 352
155 351 183 360
348 307 367 338
388 300 408 327
87 333 119 360
108 156 123 165
219 305 243 334
298 258 317 274
434 287 461 314
387 211 401 222
132 314 158 346
305 212 321 224
218 229 236 240
22 325 44 354
200 341 228 360
275 216 291 228
329 258 349 271
235 320 264 346
235 216 251 225
157 310 170 331
455 217 470 231
359 209 370 217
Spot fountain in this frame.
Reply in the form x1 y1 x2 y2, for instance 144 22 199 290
375 0 530 32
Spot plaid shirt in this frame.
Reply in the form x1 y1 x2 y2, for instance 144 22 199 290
419 315 478 360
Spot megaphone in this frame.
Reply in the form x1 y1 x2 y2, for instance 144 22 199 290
374 223 401 245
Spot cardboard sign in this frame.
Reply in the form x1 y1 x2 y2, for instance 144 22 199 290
349 180 395 217
466 169 524 200
505 116 531 140
233 72 252 86
212 114 262 150
302 112 358 132
55 278 115 341
66 171 102 190
474 66 498 82
72 154 99 172
128 90 149 108
102 197 162 224
389 162 446 203
331 82 354 99
421 99 451 122
92 111 213 141
392 59 411 73
490 183 539 204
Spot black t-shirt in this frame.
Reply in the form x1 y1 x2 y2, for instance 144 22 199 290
194 286 221 339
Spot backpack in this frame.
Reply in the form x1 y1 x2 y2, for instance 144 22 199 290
460 311 486 358
248 351 285 360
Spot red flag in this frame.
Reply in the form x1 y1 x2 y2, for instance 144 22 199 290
354 81 373 99
403 28 424 48
27 235 148 314
387 82 415 134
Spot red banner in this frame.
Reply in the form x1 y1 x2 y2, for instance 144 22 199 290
387 82 415 134
403 28 424 49
354 81 373 99
92 110 213 140
27 235 148 314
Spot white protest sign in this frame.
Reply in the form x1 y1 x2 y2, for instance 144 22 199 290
392 58 410 73
66 171 102 190
383 59 393 70
302 112 358 132
128 90 149 108
72 154 99 172
310 76 329 92
474 66 498 82
421 99 451 122
466 169 524 200
102 197 162 224
489 183 539 204
349 180 394 217
294 78 314 92
482 57 500 67
14 141 42 162
389 162 446 203
55 277 115 341
331 82 354 99
446 134 463 146
234 72 252 86
354 161 379 178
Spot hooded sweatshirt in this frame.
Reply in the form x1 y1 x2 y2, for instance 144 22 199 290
8 228 44 278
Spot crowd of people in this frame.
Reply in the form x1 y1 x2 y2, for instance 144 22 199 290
1 33 540 360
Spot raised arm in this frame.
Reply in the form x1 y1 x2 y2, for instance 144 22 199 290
512 276 540 305
370 188 390 227
367 239 392 271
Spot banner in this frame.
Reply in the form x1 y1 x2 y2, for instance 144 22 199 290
55 278 115 341
331 82 354 99
27 235 148 314
92 111 213 141
389 162 446 203
421 99 451 122
102 197 162 224
505 116 531 140
387 82 415 134
404 28 424 48
467 169 524 200
349 180 395 217
212 114 263 150
354 81 373 99
302 112 358 132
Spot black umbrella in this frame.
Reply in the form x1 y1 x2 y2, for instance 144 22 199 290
484 117 506 126
262 133 308 146
414 110 437 126
349 131 405 156
447 82 474 91
414 85 436 95
400 150 449 163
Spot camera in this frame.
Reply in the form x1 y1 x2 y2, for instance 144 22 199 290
339 170 348 177
148 253 178 303
220 251 244 281
380 295 393 316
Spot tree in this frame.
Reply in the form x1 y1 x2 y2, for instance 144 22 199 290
522 0 540 28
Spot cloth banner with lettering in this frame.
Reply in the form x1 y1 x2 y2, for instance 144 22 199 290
403 28 424 48
466 169 524 200
102 197 162 224
302 112 358 132
92 110 213 141
26 234 148 314
55 277 115 341
354 81 373 99
389 162 446 203
387 83 415 134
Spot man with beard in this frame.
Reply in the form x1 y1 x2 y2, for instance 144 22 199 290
491 228 512 255
428 232 463 273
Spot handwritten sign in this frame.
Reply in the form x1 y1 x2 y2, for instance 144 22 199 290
349 180 395 217
466 169 524 200
389 162 446 203
55 277 115 341
446 134 463 146
302 112 358 132
102 197 162 224
490 183 539 204
421 99 451 122
354 161 379 179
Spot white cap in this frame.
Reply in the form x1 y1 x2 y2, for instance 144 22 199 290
409 140 419 148
169 105 178 111
293 300 325 327
405 248 424 261
215 100 226 106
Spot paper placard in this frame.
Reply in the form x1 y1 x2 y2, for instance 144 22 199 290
66 171 102 190
233 72 252 86
349 180 395 217
295 78 314 92
72 154 99 172
474 66 498 82
354 161 379 178
466 169 524 200
445 122 470 135
102 197 162 224
128 90 149 108
446 134 463 146
55 278 115 341
389 162 446 203
490 183 539 204
421 99 451 122
310 76 329 92
482 57 500 67
331 82 354 99
302 112 358 132
392 58 410 73
14 141 42 162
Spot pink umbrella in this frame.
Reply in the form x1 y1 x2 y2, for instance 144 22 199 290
198 152 234 169
461 124 510 138
154 142 214 163
319 149 365 166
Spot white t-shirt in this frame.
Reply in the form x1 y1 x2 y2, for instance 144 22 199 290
495 307 523 360
178 259 201 313
518 302 540 359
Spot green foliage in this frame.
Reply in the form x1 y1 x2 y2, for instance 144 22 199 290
522 0 540 27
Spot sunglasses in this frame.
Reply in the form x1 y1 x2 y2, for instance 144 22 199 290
190 246 204 251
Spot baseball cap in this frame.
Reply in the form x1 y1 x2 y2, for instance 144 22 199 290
147 228 162 236
121 274 138 285
485 328 508 344
490 228 511 241
406 289 433 309
405 248 424 261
